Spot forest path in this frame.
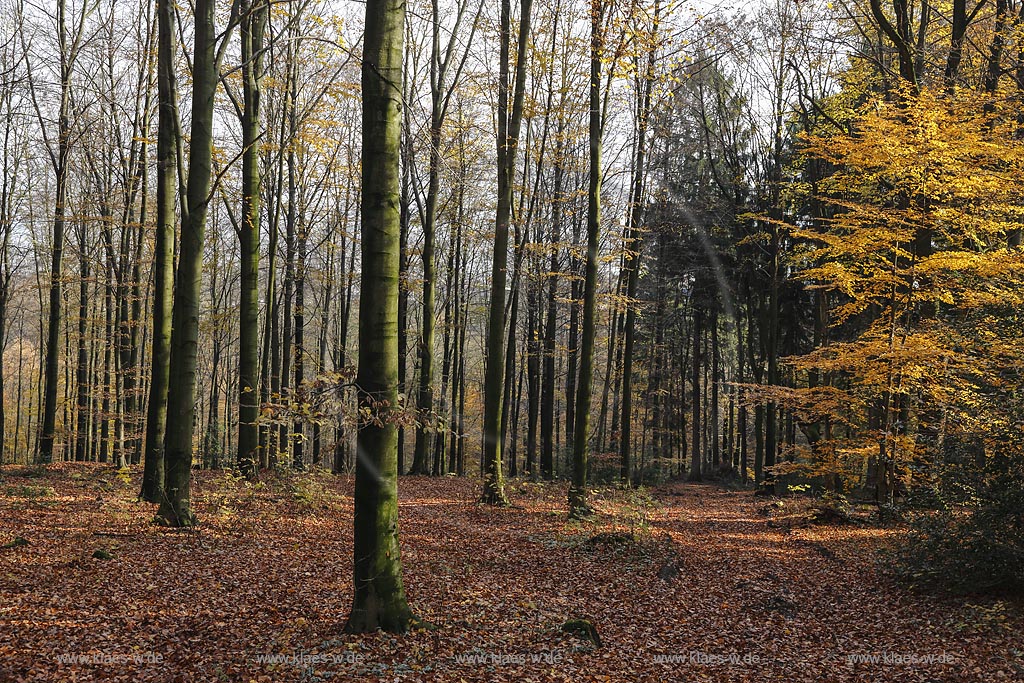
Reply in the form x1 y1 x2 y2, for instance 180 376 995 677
0 464 1020 682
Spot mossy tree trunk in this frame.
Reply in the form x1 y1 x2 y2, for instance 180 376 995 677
157 0 219 526
344 0 414 634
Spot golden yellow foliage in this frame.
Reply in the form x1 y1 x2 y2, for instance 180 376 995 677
781 86 1024 491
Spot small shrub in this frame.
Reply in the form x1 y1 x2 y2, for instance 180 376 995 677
3 485 55 498
892 459 1024 594
115 467 133 487
288 470 342 513
204 469 253 517
622 486 658 541
810 490 852 523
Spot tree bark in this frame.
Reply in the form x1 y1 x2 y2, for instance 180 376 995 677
619 9 657 482
481 0 532 505
157 0 219 526
237 0 266 477
568 0 603 519
344 0 415 634
38 0 75 464
689 305 702 481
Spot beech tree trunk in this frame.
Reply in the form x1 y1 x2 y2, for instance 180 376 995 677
237 0 265 478
157 0 219 526
481 0 532 505
568 0 603 519
620 7 657 482
38 0 74 464
344 0 415 634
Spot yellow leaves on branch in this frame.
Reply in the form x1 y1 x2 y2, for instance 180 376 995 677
780 85 1024 478
796 85 1024 323
786 331 953 394
797 246 1024 323
802 87 1024 248
808 90 1021 201
733 381 862 428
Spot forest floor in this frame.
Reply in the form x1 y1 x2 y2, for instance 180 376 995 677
0 463 1021 683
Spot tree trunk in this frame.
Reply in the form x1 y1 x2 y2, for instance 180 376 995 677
74 227 89 463
525 275 539 478
237 0 265 477
411 0 448 474
568 1 602 519
763 231 779 492
481 0 532 505
344 0 415 634
280 46 298 461
500 252 520 476
736 301 747 482
689 305 702 481
157 0 219 526
397 109 411 475
565 212 580 453
38 0 74 464
619 13 656 482
100 270 113 464
711 307 720 471
292 216 307 469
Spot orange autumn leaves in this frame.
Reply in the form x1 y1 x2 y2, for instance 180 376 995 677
778 86 1024 485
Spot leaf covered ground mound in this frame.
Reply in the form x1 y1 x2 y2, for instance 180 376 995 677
1 463 1020 682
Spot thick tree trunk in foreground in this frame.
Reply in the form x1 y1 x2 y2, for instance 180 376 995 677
345 0 414 634
157 0 218 526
